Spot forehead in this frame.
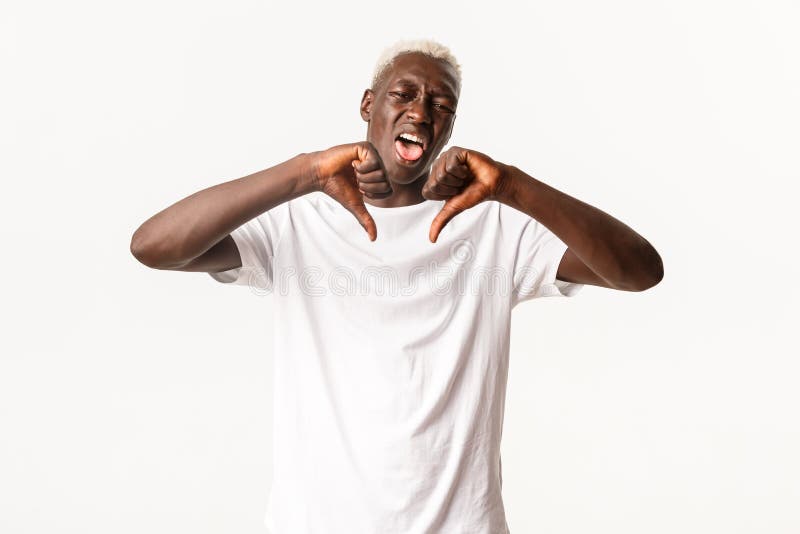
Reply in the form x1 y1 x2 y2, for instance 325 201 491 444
382 53 460 96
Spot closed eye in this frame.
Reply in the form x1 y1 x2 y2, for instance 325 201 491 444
390 91 455 113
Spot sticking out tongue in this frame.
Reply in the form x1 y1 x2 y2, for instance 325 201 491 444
395 139 424 161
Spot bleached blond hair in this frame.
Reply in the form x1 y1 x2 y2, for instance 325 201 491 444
370 39 462 92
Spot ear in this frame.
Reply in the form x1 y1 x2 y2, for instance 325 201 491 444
360 89 374 122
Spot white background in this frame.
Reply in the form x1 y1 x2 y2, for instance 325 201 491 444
2 0 798 533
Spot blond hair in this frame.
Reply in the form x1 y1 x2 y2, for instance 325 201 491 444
371 39 462 91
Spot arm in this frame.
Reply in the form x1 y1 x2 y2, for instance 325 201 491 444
130 142 392 272
423 147 663 292
130 153 318 271
497 164 664 292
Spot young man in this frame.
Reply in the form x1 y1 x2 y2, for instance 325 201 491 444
131 40 663 534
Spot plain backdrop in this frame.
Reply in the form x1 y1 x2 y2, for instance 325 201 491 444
2 1 798 533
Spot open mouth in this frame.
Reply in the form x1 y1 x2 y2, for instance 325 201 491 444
394 133 426 164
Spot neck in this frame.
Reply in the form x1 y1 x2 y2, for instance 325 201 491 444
362 173 428 208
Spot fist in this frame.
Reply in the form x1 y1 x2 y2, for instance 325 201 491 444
312 142 393 241
422 146 510 243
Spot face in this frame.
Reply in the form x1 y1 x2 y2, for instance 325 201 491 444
360 52 460 185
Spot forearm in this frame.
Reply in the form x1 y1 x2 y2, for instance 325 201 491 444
130 152 319 269
497 164 663 291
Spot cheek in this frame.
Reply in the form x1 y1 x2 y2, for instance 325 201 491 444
372 112 393 136
435 124 452 146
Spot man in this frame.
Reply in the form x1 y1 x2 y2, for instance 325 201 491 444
131 39 663 534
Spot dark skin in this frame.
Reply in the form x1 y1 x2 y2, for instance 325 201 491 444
355 52 459 206
131 52 662 292
354 52 663 291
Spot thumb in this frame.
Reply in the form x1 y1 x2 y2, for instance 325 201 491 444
428 201 460 243
344 199 378 242
428 185 485 243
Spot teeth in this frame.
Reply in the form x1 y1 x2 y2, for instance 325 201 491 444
399 133 423 146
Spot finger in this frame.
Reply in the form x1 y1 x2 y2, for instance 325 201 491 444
429 203 461 243
426 181 461 198
422 156 447 199
355 144 384 174
344 200 378 242
359 180 393 198
424 170 466 200
355 168 390 184
437 172 467 188
428 184 486 243
355 167 393 199
444 158 470 181
359 179 392 194
353 159 381 175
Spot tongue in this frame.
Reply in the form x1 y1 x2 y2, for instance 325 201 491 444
395 140 423 161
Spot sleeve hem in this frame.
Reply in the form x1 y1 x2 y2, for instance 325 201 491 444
537 240 585 298
207 226 271 290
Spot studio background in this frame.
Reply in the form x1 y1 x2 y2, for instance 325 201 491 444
2 1 797 533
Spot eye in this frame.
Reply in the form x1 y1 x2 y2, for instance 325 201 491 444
390 91 411 100
434 102 455 113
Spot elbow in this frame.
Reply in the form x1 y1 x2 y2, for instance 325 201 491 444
607 239 663 292
629 268 663 292
627 246 664 292
130 229 159 268
130 229 185 270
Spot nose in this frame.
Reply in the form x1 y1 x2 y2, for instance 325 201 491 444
406 95 432 124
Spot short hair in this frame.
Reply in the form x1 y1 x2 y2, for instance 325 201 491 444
370 39 462 92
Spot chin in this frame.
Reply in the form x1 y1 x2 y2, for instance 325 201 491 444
387 162 431 185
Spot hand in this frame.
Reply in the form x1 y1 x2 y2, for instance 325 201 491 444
422 146 511 243
312 142 393 241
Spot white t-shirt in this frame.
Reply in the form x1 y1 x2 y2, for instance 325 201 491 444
209 191 583 534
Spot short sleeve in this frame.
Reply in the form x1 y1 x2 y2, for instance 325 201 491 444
208 202 290 291
500 203 584 307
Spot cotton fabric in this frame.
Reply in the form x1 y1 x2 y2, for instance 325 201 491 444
209 191 582 533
